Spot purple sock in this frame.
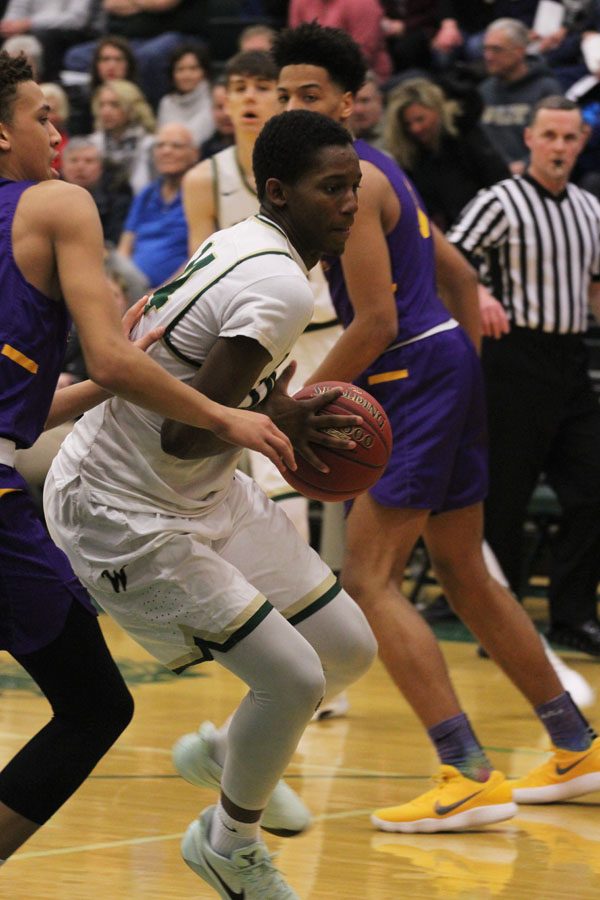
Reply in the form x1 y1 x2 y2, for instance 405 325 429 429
535 692 595 751
427 713 492 782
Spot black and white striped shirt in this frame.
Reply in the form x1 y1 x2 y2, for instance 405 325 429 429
447 174 600 334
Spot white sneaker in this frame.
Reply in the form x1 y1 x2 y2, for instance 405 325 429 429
182 807 299 899
541 635 596 709
172 721 311 837
311 692 350 721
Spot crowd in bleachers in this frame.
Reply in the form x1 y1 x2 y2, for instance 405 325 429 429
1 1 599 293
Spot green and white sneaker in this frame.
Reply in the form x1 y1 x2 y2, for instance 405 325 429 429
181 806 299 899
172 721 311 837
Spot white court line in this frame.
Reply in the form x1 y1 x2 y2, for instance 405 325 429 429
12 809 375 861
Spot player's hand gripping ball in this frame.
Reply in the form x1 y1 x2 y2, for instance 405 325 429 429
283 381 392 502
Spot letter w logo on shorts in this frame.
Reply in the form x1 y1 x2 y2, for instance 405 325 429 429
101 566 128 592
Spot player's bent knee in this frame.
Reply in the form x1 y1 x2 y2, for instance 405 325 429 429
284 650 327 713
73 681 134 747
336 596 377 676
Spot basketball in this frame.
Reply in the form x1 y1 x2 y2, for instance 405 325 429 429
282 381 392 502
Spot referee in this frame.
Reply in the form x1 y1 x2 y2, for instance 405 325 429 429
448 95 600 656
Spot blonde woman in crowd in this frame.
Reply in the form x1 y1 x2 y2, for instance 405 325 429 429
89 78 155 194
384 77 508 231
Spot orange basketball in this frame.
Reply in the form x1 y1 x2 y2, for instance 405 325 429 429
283 381 392 502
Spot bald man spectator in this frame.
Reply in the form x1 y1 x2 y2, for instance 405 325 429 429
116 123 198 289
61 137 132 245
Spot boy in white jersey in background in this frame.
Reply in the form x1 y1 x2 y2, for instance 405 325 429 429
44 110 376 899
183 50 345 568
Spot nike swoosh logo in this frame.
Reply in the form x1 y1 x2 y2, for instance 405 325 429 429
434 789 484 816
205 858 244 899
556 753 592 776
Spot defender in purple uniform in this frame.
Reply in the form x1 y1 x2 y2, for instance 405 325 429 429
0 51 299 862
276 23 600 833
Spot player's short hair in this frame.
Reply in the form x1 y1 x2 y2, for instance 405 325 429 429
0 50 33 124
253 109 353 201
528 94 581 126
273 22 367 96
224 50 278 85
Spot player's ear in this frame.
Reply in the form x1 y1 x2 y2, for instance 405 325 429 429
264 176 287 208
340 91 354 124
0 119 10 151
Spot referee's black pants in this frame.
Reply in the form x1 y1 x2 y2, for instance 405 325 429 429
482 326 600 627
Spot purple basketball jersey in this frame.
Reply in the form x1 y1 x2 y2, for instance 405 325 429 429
323 143 488 512
324 140 451 346
0 178 71 449
0 179 95 655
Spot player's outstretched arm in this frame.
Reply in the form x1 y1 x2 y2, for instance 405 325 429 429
42 182 294 470
44 296 165 429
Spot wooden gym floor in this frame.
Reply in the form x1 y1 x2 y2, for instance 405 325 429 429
1 593 599 899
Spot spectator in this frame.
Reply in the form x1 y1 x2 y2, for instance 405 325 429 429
65 35 140 136
566 29 600 196
380 0 437 74
0 0 102 81
157 43 214 149
479 18 562 173
39 82 69 173
528 0 600 87
288 0 392 82
64 0 208 108
199 78 235 160
431 0 497 67
238 23 277 52
1 32 40 78
385 76 509 230
348 70 385 148
117 123 199 289
448 95 600 657
88 78 156 194
61 137 132 245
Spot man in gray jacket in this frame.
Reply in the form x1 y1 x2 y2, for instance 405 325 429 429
479 17 562 173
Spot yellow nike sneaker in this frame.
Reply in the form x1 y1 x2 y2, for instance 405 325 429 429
371 766 517 833
511 736 600 803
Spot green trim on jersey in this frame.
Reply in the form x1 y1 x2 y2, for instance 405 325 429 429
235 148 257 197
192 599 273 659
160 249 294 367
210 154 219 222
287 580 342 627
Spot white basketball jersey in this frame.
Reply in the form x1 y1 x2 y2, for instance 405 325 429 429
212 145 258 229
51 216 313 516
211 146 338 326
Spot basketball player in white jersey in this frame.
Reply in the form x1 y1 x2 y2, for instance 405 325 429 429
183 51 344 547
45 110 377 899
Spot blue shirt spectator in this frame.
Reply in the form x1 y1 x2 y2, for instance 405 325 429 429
117 122 199 288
